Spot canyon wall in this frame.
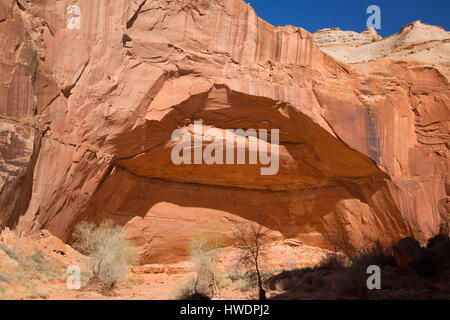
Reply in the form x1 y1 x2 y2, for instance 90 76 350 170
0 0 448 262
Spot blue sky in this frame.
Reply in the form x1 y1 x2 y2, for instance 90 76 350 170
249 0 450 37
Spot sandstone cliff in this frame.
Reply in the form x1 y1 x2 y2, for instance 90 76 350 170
0 0 448 263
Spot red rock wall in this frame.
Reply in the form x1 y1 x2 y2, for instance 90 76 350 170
0 0 448 262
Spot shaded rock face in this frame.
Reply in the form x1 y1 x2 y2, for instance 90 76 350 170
0 0 448 262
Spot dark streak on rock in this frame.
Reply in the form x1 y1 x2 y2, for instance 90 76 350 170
126 0 147 29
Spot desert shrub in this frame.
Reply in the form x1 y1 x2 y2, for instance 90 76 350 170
414 253 437 278
183 292 211 300
235 277 255 292
336 264 368 297
228 270 241 282
274 278 287 291
43 269 65 282
0 243 19 261
217 275 232 289
355 242 396 269
322 215 365 265
178 287 211 300
412 243 445 279
426 234 449 249
72 220 137 291
269 268 327 293
236 269 275 293
299 273 326 293
304 273 324 286
30 250 51 272
189 234 222 297
228 260 246 281
288 275 303 289
337 242 393 297
182 228 227 299
176 279 211 300
279 275 302 291
427 236 450 275
319 253 345 270
300 267 313 274
128 274 145 287
36 287 49 299
0 274 8 283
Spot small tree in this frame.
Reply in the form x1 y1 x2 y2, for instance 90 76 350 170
73 220 137 293
232 215 269 300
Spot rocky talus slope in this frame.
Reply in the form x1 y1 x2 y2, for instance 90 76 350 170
0 0 448 263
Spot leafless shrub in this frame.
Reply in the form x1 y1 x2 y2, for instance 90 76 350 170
138 235 157 264
36 287 49 299
72 220 137 293
303 273 326 292
232 214 270 300
228 260 245 281
185 226 228 299
321 215 398 296
189 234 220 297
321 213 370 265
176 279 211 300
335 241 393 297
235 277 255 292
319 252 345 270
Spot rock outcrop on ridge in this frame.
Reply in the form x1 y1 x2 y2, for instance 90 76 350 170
314 21 450 76
0 0 448 263
314 27 382 49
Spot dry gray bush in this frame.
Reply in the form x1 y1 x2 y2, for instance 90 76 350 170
189 233 221 298
73 220 137 292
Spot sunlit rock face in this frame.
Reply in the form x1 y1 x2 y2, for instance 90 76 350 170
0 0 448 262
